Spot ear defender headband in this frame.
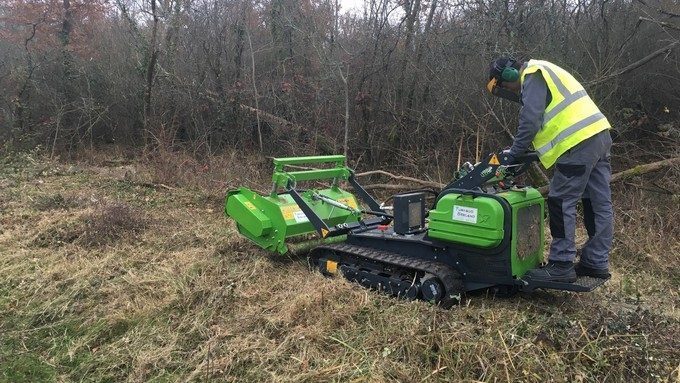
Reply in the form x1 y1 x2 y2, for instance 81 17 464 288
486 58 521 103
495 59 520 82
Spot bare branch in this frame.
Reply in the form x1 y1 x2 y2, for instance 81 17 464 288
638 16 680 31
538 157 680 195
589 40 679 85
362 183 417 191
355 170 445 188
238 104 303 132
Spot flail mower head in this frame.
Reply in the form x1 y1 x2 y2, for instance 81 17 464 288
225 155 388 254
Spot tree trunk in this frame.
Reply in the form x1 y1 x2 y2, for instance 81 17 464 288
58 0 74 147
246 27 263 152
231 4 247 146
339 65 350 158
405 0 437 112
144 0 160 146
395 0 421 111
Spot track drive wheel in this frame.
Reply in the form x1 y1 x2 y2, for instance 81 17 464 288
436 270 464 309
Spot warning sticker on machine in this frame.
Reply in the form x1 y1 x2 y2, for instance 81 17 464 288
281 205 309 222
337 197 358 209
452 206 478 223
281 205 298 220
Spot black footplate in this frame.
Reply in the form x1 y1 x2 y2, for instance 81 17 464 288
519 275 610 292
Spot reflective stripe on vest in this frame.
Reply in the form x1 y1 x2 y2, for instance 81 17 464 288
520 60 610 168
536 112 606 155
544 90 588 122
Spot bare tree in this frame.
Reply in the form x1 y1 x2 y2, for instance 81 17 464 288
144 0 159 145
245 24 263 152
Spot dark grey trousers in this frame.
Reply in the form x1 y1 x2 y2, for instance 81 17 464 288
547 130 613 269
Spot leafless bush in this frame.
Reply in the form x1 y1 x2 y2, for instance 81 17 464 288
144 146 269 195
79 202 147 247
611 164 680 277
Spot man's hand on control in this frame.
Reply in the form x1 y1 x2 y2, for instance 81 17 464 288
499 149 515 165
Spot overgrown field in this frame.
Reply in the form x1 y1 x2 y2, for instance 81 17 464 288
1 151 678 382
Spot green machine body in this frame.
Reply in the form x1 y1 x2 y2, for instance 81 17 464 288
428 188 545 277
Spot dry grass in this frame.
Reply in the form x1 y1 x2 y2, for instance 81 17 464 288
0 150 678 382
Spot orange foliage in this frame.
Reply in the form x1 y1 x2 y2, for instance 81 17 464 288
0 0 110 57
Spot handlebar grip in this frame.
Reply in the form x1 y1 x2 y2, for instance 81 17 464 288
513 151 539 163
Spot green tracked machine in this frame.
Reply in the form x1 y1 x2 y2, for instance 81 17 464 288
225 153 608 308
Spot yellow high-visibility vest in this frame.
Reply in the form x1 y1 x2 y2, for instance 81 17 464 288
520 59 611 168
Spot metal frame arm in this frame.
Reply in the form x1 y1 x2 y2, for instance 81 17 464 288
348 173 385 213
272 155 351 191
286 183 332 238
285 175 390 239
274 156 389 239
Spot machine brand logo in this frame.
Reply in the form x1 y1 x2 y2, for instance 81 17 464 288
452 206 478 223
481 167 493 177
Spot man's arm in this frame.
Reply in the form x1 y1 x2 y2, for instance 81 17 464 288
509 72 548 156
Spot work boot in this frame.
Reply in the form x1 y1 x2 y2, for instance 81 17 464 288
524 261 577 283
575 263 611 279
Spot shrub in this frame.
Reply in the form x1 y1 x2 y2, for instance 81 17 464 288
80 202 147 247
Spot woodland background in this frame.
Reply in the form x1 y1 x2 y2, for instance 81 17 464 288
1 0 679 168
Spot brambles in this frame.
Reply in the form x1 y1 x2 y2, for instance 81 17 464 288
79 203 147 247
32 219 83 248
30 202 147 248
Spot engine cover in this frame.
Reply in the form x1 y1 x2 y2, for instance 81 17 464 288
428 188 545 277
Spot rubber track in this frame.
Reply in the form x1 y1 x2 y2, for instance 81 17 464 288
310 243 464 309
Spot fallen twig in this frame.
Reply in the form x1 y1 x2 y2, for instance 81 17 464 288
359 157 680 195
355 170 444 189
138 182 176 190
